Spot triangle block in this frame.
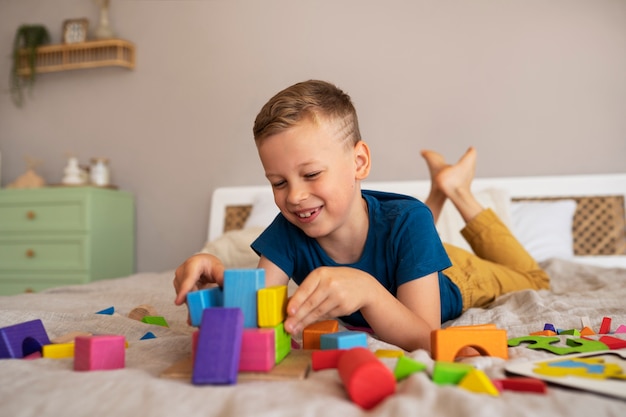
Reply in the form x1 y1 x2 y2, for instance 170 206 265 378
458 369 500 396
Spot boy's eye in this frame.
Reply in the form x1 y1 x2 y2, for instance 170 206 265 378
305 171 321 179
271 180 286 188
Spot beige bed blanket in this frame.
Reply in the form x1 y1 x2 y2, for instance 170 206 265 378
0 259 624 416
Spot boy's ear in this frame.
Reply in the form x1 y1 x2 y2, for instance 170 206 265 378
354 141 371 180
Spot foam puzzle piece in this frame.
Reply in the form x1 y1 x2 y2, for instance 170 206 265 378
273 322 291 363
491 377 547 394
0 319 51 359
141 316 169 327
337 347 396 410
320 331 368 350
187 287 224 327
239 328 275 372
302 320 339 350
257 285 287 328
431 324 508 361
533 358 622 379
42 342 75 359
74 335 126 371
223 269 265 328
508 336 609 355
393 355 426 381
458 368 500 396
432 361 474 385
192 307 244 385
312 349 345 371
599 316 612 334
96 306 115 315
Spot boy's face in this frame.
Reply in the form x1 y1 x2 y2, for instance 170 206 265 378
257 117 370 240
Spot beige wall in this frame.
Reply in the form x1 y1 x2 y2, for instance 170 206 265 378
1 0 625 273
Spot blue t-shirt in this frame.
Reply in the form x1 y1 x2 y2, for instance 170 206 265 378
251 190 462 327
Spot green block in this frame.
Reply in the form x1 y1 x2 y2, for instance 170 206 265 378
393 355 427 380
559 329 580 336
141 316 169 327
274 322 291 363
432 361 474 385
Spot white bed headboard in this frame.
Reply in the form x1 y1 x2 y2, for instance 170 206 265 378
208 173 626 242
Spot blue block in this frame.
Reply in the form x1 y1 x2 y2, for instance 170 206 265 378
96 306 115 315
192 308 244 385
223 269 265 328
140 332 156 340
187 287 223 327
320 331 368 350
543 323 556 333
0 319 51 359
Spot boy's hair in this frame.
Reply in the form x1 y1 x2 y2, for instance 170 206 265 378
253 80 361 147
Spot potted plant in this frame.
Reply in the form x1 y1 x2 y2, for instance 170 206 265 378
10 24 50 107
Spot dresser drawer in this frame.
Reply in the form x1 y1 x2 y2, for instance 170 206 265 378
0 199 87 233
0 236 87 271
0 272 87 295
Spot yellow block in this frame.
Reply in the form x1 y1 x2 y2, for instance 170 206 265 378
258 285 288 328
42 342 75 359
375 349 404 358
458 369 500 396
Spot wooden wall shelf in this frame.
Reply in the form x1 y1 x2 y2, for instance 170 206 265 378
17 39 135 76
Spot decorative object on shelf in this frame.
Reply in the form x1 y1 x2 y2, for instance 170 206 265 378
6 157 46 189
94 0 115 39
62 156 88 185
9 24 50 107
62 18 89 44
89 157 111 187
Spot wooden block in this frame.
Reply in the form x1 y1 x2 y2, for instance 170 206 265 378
257 285 287 328
302 320 339 350
311 349 345 371
320 331 368 350
337 347 396 410
598 335 626 350
375 349 404 358
51 331 92 344
141 316 169 327
580 326 596 336
74 335 125 371
192 307 244 385
223 269 265 328
432 361 474 385
187 287 223 327
393 355 426 381
160 349 311 382
458 368 499 396
0 319 50 359
543 323 556 333
530 330 557 336
128 304 158 321
615 324 626 334
42 342 74 359
491 377 547 394
559 329 581 336
431 324 508 361
274 322 291 363
140 332 156 340
599 316 612 334
239 328 275 372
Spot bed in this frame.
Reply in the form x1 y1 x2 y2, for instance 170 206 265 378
1 173 625 417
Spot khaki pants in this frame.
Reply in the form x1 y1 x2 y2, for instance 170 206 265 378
443 209 550 312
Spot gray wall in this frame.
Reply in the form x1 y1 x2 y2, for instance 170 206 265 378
1 0 625 273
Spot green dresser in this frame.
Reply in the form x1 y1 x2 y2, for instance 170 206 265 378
0 187 134 295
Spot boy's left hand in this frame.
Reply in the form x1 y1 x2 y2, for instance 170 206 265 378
283 266 375 335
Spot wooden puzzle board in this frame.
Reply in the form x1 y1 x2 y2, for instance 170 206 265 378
160 349 311 382
505 349 626 400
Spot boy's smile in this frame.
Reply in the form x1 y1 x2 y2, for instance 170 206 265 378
256 116 371 262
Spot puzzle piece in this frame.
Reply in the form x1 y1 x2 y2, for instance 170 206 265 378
508 336 609 355
534 358 622 379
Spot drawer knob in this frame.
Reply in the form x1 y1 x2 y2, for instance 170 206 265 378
25 249 35 258
26 211 36 220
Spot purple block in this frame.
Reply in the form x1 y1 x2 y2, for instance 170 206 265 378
192 308 244 385
0 319 51 359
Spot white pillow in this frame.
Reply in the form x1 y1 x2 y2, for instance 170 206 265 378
244 193 280 229
510 200 577 262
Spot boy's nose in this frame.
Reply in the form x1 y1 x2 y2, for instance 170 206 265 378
287 184 308 204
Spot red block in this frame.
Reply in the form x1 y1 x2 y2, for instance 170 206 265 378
312 349 345 371
598 335 626 350
599 317 612 334
492 377 547 394
337 347 396 410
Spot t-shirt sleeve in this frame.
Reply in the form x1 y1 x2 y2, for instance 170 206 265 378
250 215 296 278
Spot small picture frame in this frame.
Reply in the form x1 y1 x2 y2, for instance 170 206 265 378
62 18 89 44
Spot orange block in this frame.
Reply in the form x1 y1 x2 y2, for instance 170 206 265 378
431 324 508 362
302 320 339 350
531 330 558 336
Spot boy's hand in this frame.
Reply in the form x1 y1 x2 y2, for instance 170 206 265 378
173 253 225 306
283 266 375 335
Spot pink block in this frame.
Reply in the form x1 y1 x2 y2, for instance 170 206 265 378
614 324 626 334
74 335 125 371
239 328 275 372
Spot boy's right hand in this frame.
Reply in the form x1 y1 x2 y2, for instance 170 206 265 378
173 253 225 306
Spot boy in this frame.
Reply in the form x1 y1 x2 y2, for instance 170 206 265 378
173 80 549 352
